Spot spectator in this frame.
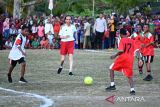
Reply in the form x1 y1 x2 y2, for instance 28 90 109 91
31 38 39 49
4 37 13 49
83 19 91 49
40 36 49 49
37 22 44 42
3 18 10 40
94 14 107 49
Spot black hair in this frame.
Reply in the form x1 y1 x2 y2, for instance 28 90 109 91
120 28 127 35
64 15 71 20
21 25 29 30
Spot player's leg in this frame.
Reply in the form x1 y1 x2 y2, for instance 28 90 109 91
57 41 66 74
106 63 116 91
128 77 135 95
68 54 73 75
137 51 144 74
68 41 74 75
19 58 27 83
57 55 66 74
143 56 153 81
7 60 17 83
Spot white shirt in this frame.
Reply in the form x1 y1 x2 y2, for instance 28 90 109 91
59 24 76 42
45 23 54 34
8 34 26 60
94 18 107 33
5 41 13 48
84 22 91 36
31 26 38 33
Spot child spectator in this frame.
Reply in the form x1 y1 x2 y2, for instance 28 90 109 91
31 38 39 49
40 36 49 49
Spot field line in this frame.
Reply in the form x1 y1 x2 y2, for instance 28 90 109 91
0 87 54 107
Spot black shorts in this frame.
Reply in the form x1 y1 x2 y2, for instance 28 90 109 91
9 57 25 67
144 56 154 63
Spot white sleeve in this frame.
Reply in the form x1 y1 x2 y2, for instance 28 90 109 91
58 26 63 36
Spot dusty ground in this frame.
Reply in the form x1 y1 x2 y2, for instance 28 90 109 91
0 49 160 107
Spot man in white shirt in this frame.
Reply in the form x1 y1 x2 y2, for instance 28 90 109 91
45 18 54 49
83 19 91 49
7 25 29 83
57 16 76 75
94 14 107 49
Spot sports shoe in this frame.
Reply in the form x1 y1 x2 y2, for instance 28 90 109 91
130 90 136 95
7 74 12 83
57 68 63 74
143 75 153 81
105 85 116 91
19 77 28 83
69 72 74 75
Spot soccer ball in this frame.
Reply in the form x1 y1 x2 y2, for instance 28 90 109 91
84 76 93 85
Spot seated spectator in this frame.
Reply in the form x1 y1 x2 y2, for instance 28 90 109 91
47 34 54 49
4 37 13 49
31 38 39 49
40 36 49 49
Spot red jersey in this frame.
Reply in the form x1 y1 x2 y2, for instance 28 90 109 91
141 32 154 56
131 32 144 51
111 38 134 77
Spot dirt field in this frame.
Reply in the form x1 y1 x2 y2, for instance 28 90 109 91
0 49 160 107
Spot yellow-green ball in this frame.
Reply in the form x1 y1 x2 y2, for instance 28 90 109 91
84 76 93 85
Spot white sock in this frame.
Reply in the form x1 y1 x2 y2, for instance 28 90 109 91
130 88 135 91
111 82 115 86
59 66 63 68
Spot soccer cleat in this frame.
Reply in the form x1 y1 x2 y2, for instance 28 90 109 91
105 85 116 91
7 74 12 83
69 72 74 76
143 75 153 81
57 68 63 74
130 90 136 95
19 77 28 83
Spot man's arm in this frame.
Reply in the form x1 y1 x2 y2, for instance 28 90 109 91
110 50 123 59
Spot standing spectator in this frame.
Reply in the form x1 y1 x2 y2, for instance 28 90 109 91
3 18 10 40
37 22 44 42
53 17 61 48
45 18 54 49
154 16 160 45
0 16 3 50
94 14 107 49
57 16 76 75
31 23 38 38
108 15 117 49
83 19 91 49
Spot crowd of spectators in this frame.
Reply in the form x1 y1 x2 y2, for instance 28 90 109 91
0 12 160 50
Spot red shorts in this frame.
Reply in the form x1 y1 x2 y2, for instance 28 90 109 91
110 56 133 77
60 41 74 55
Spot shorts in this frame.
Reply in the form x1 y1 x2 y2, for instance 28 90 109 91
60 41 74 55
109 56 133 77
9 57 25 67
144 56 154 63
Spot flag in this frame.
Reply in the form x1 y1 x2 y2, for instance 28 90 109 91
48 0 53 10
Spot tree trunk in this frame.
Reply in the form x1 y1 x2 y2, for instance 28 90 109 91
13 0 21 19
